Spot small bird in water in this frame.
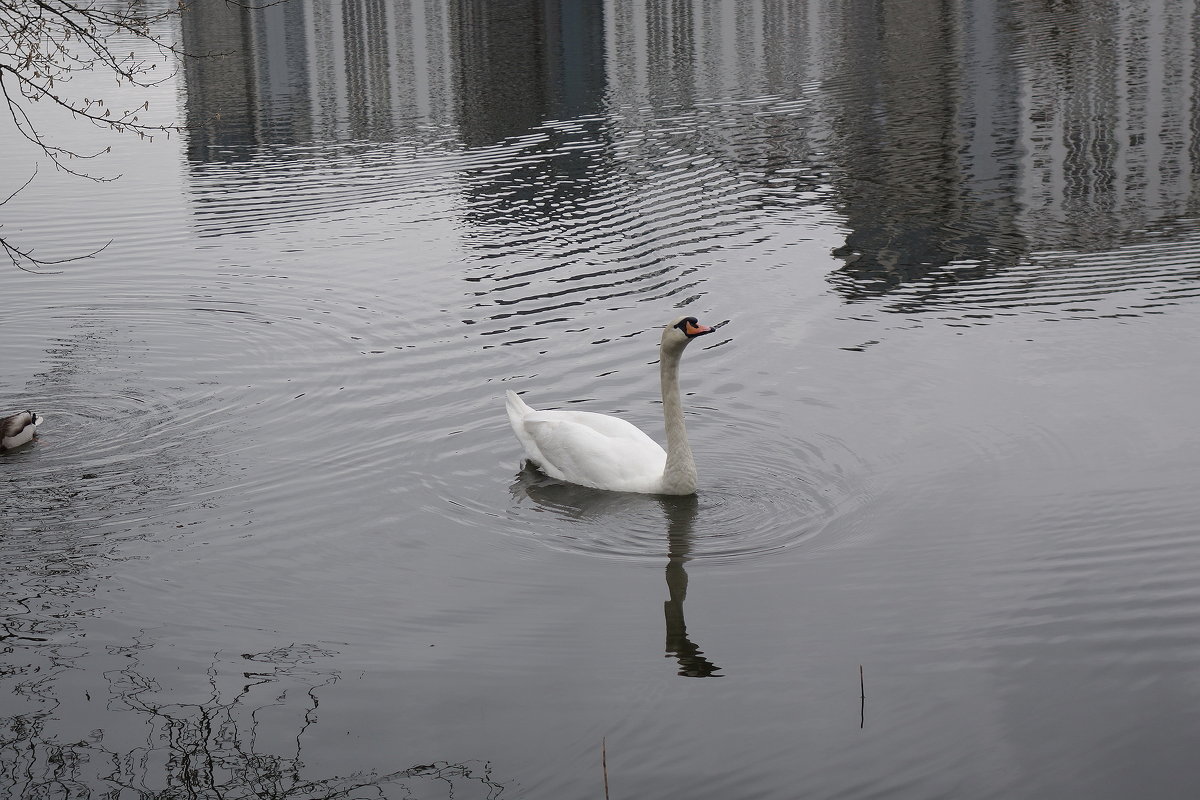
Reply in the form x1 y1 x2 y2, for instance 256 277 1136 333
1 411 43 451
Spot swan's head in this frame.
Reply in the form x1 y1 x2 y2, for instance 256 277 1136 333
662 315 713 352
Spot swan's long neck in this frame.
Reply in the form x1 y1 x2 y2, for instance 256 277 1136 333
660 346 698 495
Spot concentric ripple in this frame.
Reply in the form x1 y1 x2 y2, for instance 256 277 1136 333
433 381 868 566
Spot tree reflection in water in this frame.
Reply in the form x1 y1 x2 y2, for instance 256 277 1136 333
512 465 722 678
0 640 509 799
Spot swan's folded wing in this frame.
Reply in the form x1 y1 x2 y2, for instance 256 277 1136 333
522 413 666 491
539 409 661 445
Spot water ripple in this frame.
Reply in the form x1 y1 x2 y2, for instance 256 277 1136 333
430 389 867 567
840 218 1200 323
980 480 1200 671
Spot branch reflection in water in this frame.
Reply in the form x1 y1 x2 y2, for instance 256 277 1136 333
510 465 722 678
0 640 510 798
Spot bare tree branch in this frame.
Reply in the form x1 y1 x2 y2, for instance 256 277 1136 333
0 166 112 273
1 1 185 174
0 0 204 269
1 0 305 269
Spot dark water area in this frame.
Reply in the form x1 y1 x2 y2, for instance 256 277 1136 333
3 1 1200 797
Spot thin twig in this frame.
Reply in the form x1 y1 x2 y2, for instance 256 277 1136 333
1 164 37 206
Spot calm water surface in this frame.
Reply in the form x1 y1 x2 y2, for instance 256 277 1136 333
4 1 1200 797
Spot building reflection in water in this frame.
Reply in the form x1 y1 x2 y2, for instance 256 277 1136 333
181 0 1200 295
183 0 605 151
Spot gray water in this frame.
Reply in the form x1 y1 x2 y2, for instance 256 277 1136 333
4 1 1200 797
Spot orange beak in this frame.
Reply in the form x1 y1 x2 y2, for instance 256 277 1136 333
685 320 713 336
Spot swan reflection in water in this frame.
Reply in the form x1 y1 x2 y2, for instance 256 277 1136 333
510 465 722 678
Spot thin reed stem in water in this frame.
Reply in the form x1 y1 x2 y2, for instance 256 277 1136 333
602 737 610 800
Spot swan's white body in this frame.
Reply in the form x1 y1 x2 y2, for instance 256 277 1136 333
506 392 670 493
505 316 713 495
1 411 42 451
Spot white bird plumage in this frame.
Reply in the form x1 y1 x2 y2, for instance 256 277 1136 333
505 315 714 495
1 411 43 451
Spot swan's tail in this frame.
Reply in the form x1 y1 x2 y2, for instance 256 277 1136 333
505 390 534 429
505 390 550 472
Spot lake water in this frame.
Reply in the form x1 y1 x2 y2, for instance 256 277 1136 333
4 1 1200 797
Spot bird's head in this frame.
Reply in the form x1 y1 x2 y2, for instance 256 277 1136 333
662 315 714 351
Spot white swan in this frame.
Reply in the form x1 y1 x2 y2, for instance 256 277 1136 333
505 315 714 495
1 411 42 451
